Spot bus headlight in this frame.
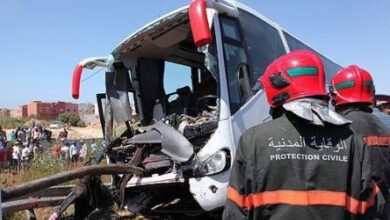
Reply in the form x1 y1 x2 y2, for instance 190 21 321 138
196 150 229 176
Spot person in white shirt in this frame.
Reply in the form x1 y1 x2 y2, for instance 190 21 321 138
21 145 31 160
21 145 31 169
12 142 21 171
61 143 70 163
32 126 41 140
70 142 79 166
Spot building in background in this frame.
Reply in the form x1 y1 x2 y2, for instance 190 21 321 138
78 103 95 115
28 101 53 120
79 102 99 126
10 105 28 118
0 108 11 117
52 101 79 116
10 101 79 120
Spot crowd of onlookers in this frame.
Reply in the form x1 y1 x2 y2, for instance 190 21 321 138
0 121 49 171
51 139 89 166
0 121 92 172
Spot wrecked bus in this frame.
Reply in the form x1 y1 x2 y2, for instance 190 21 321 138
70 0 342 218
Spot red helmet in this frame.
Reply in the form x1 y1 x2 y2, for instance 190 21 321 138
330 65 374 106
259 50 326 108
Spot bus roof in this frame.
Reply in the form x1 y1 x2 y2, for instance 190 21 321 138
110 1 341 69
112 6 189 58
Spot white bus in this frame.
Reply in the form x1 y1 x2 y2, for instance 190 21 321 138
72 0 342 218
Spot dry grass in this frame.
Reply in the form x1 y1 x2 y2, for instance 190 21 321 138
1 154 82 219
0 117 27 129
1 141 109 219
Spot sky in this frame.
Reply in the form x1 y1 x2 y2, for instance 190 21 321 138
0 0 389 109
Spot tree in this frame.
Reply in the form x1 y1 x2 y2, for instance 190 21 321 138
58 113 85 127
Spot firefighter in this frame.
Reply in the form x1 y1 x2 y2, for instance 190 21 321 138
330 65 390 219
223 50 380 219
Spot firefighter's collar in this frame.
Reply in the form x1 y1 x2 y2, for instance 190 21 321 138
338 105 373 115
283 98 351 126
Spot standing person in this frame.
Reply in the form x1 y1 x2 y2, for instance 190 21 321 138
330 65 390 219
28 138 35 158
18 128 27 143
21 145 31 170
12 141 21 172
43 129 52 142
61 143 70 163
79 140 88 162
0 126 7 167
0 126 7 144
63 128 68 138
52 144 62 160
29 121 36 130
9 130 16 143
37 124 43 134
15 126 21 139
6 143 13 167
70 141 79 166
32 125 42 140
26 128 32 143
0 138 5 168
31 139 40 158
223 51 380 219
58 128 68 142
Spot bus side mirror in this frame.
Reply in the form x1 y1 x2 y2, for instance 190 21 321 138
72 64 83 99
189 0 212 47
71 57 108 99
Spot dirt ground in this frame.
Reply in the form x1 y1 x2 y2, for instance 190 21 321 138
52 125 103 140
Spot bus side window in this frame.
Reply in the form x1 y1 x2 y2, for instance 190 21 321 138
238 10 286 92
283 31 342 80
220 11 287 115
220 16 248 114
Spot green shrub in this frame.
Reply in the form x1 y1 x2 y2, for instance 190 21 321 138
76 120 86 127
58 113 85 127
0 117 27 129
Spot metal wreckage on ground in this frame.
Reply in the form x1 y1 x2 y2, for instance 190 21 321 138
1 0 342 219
